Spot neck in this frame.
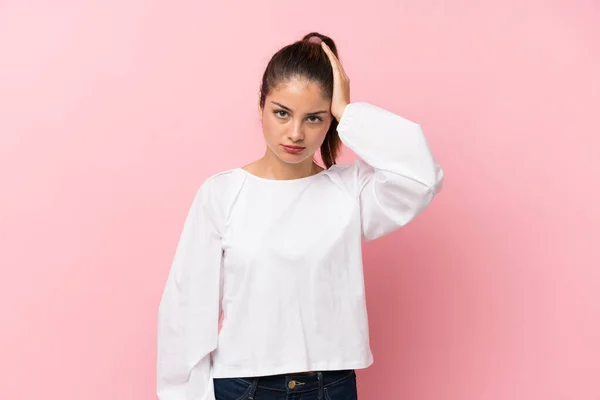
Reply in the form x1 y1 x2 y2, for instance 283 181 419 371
256 149 322 180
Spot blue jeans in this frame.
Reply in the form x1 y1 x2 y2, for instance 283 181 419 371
213 369 357 400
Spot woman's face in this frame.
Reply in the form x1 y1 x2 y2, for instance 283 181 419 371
259 77 333 165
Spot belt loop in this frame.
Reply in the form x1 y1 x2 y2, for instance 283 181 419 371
317 371 324 400
248 377 259 400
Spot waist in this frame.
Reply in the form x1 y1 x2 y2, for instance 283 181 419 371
235 369 355 393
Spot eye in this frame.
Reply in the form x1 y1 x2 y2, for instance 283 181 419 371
307 115 323 123
274 110 289 118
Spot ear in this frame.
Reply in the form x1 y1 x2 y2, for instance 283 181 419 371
258 99 263 122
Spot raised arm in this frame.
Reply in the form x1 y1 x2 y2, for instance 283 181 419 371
338 102 443 240
320 41 443 241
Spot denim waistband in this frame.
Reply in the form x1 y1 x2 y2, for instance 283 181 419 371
238 369 355 393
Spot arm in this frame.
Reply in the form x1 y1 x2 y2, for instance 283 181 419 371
157 183 222 400
337 102 444 241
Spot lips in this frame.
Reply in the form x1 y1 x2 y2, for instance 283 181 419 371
282 145 305 154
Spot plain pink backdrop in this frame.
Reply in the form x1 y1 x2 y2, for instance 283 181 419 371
1 1 598 399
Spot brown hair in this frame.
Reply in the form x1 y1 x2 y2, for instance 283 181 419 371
259 32 341 169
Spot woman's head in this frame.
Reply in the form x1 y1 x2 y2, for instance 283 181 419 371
258 32 341 169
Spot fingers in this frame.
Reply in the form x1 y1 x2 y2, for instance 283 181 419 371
320 42 340 80
320 41 351 112
320 42 348 80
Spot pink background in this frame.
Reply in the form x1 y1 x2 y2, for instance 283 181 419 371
1 1 598 399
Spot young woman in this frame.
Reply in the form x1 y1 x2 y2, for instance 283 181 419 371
157 32 444 400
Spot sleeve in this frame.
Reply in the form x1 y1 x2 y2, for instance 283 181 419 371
156 182 223 400
337 102 444 241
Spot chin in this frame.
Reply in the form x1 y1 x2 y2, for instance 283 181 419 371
266 145 309 164
278 154 311 165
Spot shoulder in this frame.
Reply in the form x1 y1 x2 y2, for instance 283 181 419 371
195 168 246 202
199 167 244 190
326 160 373 182
193 168 247 224
323 160 374 197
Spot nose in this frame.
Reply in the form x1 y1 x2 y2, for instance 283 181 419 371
287 120 304 143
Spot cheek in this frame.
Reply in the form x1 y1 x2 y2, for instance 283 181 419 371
261 117 284 143
308 124 330 144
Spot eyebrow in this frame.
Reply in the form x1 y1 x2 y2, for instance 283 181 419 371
271 101 329 115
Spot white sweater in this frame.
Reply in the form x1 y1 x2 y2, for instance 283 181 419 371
156 102 444 400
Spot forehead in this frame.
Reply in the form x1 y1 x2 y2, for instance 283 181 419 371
268 77 330 110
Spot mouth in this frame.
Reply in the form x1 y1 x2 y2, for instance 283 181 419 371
281 145 306 154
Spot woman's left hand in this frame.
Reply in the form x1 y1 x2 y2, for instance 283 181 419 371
321 41 350 121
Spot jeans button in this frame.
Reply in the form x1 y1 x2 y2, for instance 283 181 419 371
288 380 297 389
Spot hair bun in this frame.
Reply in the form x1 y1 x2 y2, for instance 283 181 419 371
302 32 329 42
301 32 337 55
